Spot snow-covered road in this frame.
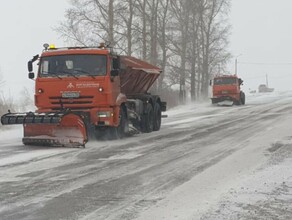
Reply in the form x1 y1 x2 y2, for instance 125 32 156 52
0 91 292 220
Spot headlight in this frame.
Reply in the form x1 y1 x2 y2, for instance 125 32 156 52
97 111 111 118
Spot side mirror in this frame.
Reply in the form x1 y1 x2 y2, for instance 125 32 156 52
28 54 39 73
112 57 120 69
238 78 243 85
110 69 119 77
28 61 33 72
209 80 212 86
28 72 35 79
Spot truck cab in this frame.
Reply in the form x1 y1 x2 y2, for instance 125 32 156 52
2 43 166 146
210 75 245 105
29 44 123 129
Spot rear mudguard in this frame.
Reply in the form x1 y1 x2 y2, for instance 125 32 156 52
211 94 239 104
1 112 87 147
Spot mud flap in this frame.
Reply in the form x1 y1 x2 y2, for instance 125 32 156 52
217 100 234 106
23 113 87 147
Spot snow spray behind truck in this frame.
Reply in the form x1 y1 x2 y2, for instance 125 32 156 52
1 43 166 147
210 75 245 105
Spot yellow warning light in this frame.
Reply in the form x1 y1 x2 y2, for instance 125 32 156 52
49 44 56 49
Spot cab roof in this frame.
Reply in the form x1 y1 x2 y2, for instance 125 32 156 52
41 47 109 57
213 74 239 79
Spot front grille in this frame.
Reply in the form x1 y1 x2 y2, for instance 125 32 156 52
49 96 94 109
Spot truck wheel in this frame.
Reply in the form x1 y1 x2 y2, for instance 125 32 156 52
235 100 241 105
240 92 245 105
141 103 154 133
153 103 161 131
117 107 128 138
111 107 128 139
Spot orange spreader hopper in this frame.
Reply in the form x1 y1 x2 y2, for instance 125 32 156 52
120 56 161 95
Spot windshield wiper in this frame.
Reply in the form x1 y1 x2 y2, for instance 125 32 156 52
73 69 96 79
59 70 79 79
42 71 63 79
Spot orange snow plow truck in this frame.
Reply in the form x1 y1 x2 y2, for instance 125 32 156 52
210 75 245 105
1 43 166 147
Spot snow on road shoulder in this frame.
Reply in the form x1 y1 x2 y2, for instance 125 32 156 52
0 126 22 143
246 90 292 105
165 90 292 120
136 108 292 220
203 161 292 219
0 125 75 168
202 139 292 220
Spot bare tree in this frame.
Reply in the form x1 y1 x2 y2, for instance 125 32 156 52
157 0 170 92
56 0 119 46
167 0 192 104
116 0 135 55
199 0 231 97
17 87 34 112
56 0 232 105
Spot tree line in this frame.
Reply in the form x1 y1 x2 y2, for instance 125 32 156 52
57 0 231 105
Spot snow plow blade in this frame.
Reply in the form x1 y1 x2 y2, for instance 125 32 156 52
1 112 87 147
1 112 64 125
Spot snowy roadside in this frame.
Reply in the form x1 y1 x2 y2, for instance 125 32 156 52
136 98 292 220
0 91 292 220
202 141 292 220
0 126 22 144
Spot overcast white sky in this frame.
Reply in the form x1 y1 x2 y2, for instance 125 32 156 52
228 0 292 92
0 0 70 98
0 0 292 99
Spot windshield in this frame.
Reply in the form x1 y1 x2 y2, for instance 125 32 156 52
39 54 107 77
213 77 237 85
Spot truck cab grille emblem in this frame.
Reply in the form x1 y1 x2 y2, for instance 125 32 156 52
67 83 75 88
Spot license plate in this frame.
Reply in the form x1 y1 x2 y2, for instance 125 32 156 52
222 90 228 94
62 92 80 98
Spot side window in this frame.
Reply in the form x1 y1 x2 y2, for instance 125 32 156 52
110 58 114 71
94 56 106 75
41 61 49 74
